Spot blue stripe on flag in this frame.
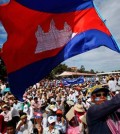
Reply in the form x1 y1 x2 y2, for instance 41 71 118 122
16 0 93 13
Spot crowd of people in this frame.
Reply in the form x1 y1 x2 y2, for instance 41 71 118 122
0 74 120 134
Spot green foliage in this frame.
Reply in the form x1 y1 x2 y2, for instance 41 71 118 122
47 64 68 79
0 58 7 80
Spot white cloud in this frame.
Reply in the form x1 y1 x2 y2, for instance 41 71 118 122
63 47 120 72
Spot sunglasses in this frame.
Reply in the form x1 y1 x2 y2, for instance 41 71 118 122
95 93 108 97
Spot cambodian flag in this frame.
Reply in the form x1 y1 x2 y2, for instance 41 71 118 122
0 0 120 100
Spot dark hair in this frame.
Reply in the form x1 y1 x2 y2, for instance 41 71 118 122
7 120 16 128
19 112 27 117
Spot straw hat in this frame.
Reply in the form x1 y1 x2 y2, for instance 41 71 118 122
66 107 75 121
74 104 85 112
49 105 57 112
2 104 8 108
66 100 74 106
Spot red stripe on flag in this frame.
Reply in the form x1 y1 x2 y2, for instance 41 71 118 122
0 0 111 73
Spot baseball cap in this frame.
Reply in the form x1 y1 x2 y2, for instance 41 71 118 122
48 116 56 124
56 109 63 115
91 87 109 95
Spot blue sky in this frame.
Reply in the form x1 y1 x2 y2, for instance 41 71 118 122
0 0 120 72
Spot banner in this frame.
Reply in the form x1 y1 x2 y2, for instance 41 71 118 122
62 77 84 85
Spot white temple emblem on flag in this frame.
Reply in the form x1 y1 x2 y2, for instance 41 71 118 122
35 20 73 54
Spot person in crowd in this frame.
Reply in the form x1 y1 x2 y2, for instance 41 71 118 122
1 104 12 122
23 101 30 115
33 112 43 134
66 116 80 134
6 120 18 134
67 89 76 102
42 107 50 128
87 87 120 134
55 109 67 134
10 103 20 127
43 116 60 134
56 98 64 111
74 104 85 123
31 97 41 113
108 76 116 95
13 99 22 112
16 112 33 134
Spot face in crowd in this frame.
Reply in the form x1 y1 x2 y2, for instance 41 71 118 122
92 91 108 105
6 126 15 134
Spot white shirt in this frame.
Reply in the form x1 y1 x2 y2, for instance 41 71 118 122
13 102 22 111
11 107 20 117
55 120 67 133
1 110 12 122
43 127 60 134
16 120 33 134
108 80 116 92
68 93 76 102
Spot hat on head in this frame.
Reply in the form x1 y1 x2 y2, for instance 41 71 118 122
48 116 56 124
74 104 85 112
50 98 56 103
66 100 74 106
20 112 27 119
91 87 109 95
49 105 57 112
2 104 8 108
56 109 63 115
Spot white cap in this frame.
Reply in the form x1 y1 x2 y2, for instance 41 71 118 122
50 98 56 102
48 116 56 124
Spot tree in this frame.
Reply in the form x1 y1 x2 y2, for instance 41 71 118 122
0 58 7 81
90 69 95 73
78 65 85 73
47 64 68 79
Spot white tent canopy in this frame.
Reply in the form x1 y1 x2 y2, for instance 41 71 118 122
96 72 120 76
56 71 96 77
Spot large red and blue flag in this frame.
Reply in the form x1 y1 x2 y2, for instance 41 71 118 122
0 0 120 100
